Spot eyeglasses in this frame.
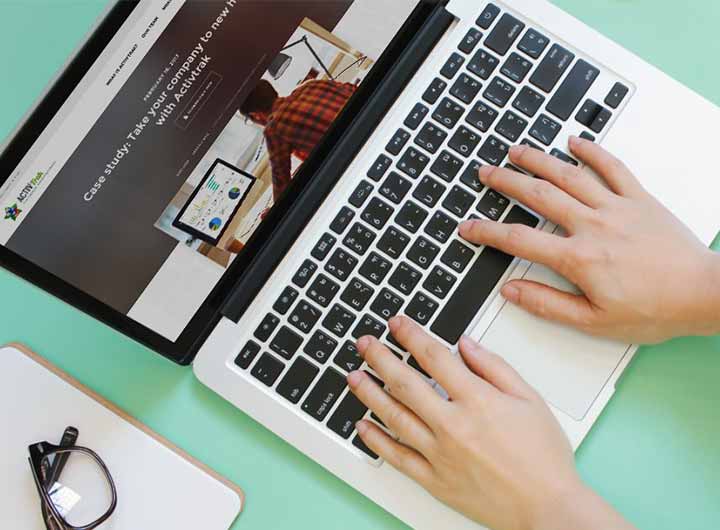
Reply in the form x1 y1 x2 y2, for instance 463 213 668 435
28 427 117 530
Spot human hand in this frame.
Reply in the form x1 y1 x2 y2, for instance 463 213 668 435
349 316 635 530
458 137 720 344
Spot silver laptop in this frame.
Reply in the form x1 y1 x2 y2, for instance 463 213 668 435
1 1 718 528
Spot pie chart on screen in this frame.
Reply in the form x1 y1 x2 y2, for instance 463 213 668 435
228 187 241 200
209 217 222 231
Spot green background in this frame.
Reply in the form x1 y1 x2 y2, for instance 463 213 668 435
1 1 719 529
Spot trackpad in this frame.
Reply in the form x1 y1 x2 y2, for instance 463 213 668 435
480 264 630 420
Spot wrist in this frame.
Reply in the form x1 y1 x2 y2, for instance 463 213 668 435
693 251 720 336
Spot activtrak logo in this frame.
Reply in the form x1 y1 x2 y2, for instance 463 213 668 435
4 203 21 221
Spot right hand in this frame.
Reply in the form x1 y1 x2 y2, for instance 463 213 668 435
459 137 720 344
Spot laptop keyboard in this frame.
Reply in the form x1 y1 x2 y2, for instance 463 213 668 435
231 2 632 462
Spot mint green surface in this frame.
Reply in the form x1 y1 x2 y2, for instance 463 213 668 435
1 2 719 529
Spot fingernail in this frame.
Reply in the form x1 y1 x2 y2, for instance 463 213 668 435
509 144 526 158
388 316 402 333
356 420 368 435
347 370 364 387
459 335 478 353
568 135 581 148
357 335 371 354
478 165 493 183
459 219 476 234
502 284 520 303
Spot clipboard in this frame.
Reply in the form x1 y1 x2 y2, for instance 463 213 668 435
0 343 244 529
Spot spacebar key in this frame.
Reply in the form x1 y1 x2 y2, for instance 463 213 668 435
430 206 539 345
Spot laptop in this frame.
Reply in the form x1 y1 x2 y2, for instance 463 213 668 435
1 1 718 528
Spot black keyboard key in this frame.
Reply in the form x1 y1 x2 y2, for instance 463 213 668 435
235 340 261 369
334 340 363 372
459 27 483 54
273 286 299 315
349 180 374 208
413 175 447 207
529 114 562 146
359 252 393 285
377 226 410 259
288 300 322 334
292 259 317 288
330 206 355 235
343 223 377 256
520 138 544 152
476 189 510 220
325 248 358 281
389 261 422 296
579 131 596 142
483 76 516 107
367 154 392 182
430 150 463 182
276 357 319 404
302 367 347 421
448 125 482 158
255 313 280 342
530 44 575 93
575 99 612 133
460 160 484 192
422 77 448 105
362 197 394 230
353 433 379 460
380 172 413 205
501 52 532 83
304 329 338 364
270 326 303 360
495 110 528 143
323 304 357 338
328 390 369 439
341 277 375 311
397 147 430 179
485 13 525 56
517 28 549 59
440 52 465 79
414 122 447 154
371 288 404 320
450 73 482 104
311 233 337 262
468 49 500 80
466 101 498 132
404 103 429 130
432 98 465 129
590 107 612 133
512 86 545 118
506 205 540 228
386 129 411 156
477 3 501 29
442 185 476 218
405 292 439 326
546 60 600 121
395 201 429 234
408 356 431 378
478 135 510 165
425 211 458 244
550 148 579 166
353 314 387 339
251 353 285 387
307 273 341 308
442 240 475 273
408 236 440 270
423 265 457 300
605 82 629 109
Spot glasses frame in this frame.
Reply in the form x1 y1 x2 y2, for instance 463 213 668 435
28 441 117 530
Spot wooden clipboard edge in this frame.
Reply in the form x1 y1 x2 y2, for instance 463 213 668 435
5 342 245 517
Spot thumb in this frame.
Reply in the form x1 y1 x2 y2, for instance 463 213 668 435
501 280 597 331
458 337 537 400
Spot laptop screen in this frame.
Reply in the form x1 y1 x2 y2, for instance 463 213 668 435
0 0 420 341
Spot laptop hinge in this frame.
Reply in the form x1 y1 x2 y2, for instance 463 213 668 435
219 3 455 324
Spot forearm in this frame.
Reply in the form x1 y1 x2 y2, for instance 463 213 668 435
693 250 720 336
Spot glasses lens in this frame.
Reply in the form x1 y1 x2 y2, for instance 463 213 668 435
42 450 113 526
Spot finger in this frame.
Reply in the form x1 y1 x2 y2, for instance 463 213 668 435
357 336 447 426
507 144 613 208
348 370 436 453
459 218 574 279
501 279 598 331
567 136 645 197
458 337 538 401
356 420 435 486
388 316 489 399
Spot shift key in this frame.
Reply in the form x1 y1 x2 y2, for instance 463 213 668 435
546 60 600 121
302 367 347 421
529 44 575 93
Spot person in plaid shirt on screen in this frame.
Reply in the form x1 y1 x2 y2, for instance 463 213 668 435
240 78 357 201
